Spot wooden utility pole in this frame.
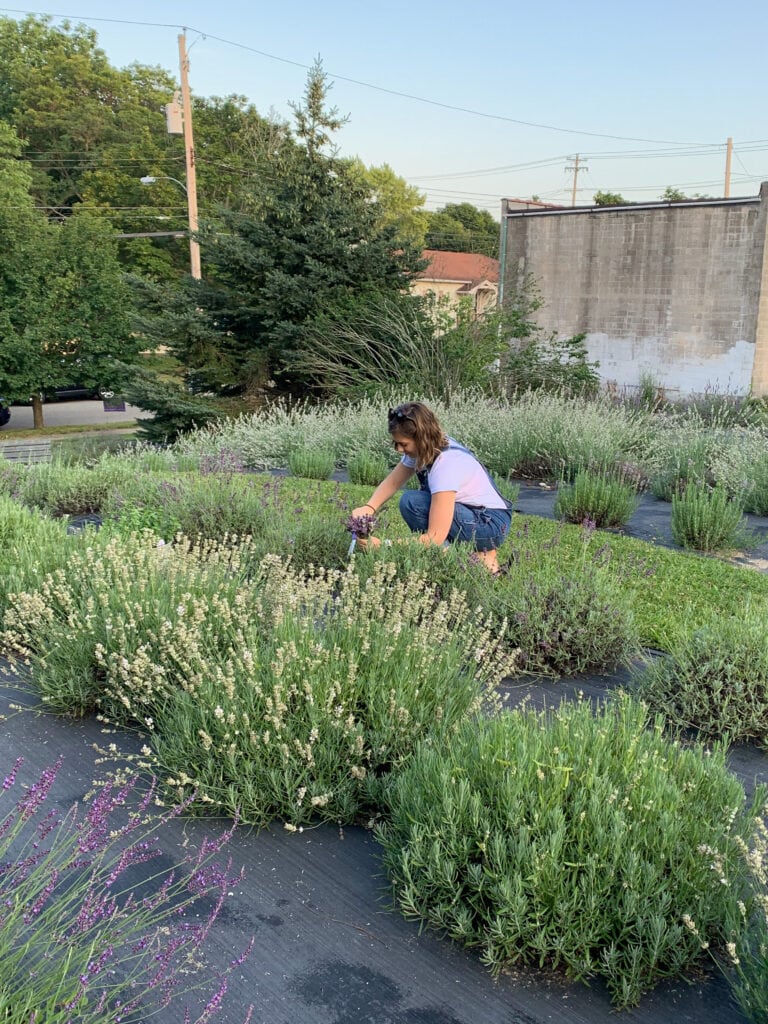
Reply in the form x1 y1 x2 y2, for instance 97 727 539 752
565 154 588 207
724 137 733 198
178 33 201 279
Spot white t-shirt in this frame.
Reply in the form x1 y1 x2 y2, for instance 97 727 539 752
400 439 508 510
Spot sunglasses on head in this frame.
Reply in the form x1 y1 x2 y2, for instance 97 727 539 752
388 405 415 423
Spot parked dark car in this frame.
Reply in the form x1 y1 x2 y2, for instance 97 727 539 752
0 399 10 427
45 384 102 401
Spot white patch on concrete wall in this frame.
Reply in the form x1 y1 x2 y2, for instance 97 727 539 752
585 333 755 396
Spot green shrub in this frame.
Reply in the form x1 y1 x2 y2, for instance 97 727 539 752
0 532 256 717
0 497 73 620
671 481 750 551
287 447 335 480
353 526 639 677
554 469 639 528
379 697 761 1008
164 475 268 543
634 604 768 744
15 462 136 516
347 451 390 487
725 809 768 1024
103 498 183 542
122 369 224 444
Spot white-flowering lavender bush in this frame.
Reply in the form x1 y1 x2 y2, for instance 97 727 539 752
709 429 768 516
724 807 768 1024
173 391 652 483
1 531 259 718
138 557 517 826
0 758 251 1024
2 538 516 827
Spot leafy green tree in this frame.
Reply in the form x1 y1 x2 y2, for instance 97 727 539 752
0 131 138 427
425 202 499 257
347 160 429 248
0 16 177 214
593 190 626 206
661 186 688 201
172 61 425 389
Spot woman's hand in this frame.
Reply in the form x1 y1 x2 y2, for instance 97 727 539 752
351 505 375 519
356 536 381 550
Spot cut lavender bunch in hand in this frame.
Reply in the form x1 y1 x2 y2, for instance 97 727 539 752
344 513 378 539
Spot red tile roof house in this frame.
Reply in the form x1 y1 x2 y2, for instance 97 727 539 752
411 250 500 316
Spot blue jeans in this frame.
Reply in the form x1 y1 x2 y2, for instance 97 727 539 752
399 490 511 552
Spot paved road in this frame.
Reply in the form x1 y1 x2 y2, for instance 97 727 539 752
3 399 152 430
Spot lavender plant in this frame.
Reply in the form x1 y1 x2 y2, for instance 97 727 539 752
1 531 260 718
287 447 335 480
671 481 752 552
345 513 378 539
0 496 73 621
379 697 763 1009
554 468 639 528
150 557 517 826
346 452 390 487
0 757 252 1023
634 602 768 745
724 808 768 1023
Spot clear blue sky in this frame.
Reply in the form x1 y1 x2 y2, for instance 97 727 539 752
2 0 767 214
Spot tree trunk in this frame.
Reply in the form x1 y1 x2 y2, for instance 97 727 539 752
31 394 45 429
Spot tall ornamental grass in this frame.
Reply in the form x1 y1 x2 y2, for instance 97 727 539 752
379 697 762 1009
0 759 251 1024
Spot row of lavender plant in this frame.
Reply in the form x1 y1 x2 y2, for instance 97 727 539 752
0 758 252 1023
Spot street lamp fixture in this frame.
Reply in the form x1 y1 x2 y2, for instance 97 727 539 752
140 174 188 194
139 174 199 278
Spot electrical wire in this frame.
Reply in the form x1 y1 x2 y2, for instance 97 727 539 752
0 5 721 146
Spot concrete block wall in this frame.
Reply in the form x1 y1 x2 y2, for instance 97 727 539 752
501 184 768 397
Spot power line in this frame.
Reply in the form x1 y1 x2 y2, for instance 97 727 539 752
0 6 719 146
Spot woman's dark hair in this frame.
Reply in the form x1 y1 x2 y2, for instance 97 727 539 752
388 402 448 470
